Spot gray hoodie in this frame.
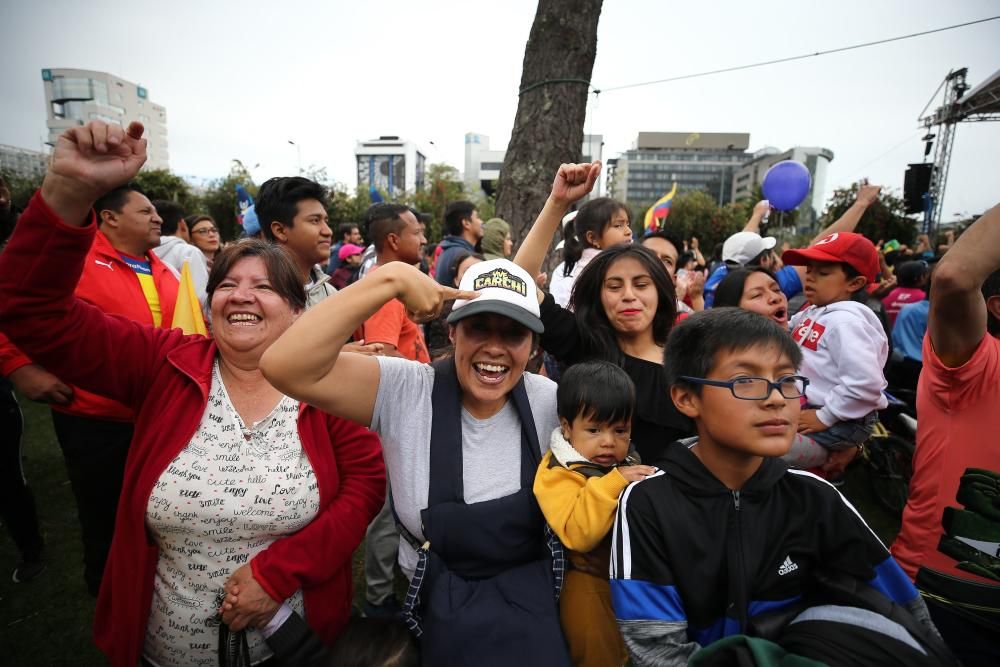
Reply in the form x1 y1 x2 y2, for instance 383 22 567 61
151 236 209 306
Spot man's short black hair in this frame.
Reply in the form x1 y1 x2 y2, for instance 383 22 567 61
255 177 326 242
664 308 802 393
365 203 410 252
94 183 145 223
444 201 476 236
557 361 636 426
338 222 359 242
642 229 683 257
151 199 185 236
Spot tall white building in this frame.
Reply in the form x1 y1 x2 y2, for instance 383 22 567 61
0 144 48 180
464 132 604 197
42 68 169 171
731 146 834 231
354 136 427 199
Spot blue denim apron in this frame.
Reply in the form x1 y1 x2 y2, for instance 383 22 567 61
400 359 570 666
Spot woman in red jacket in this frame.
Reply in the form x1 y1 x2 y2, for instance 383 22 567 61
0 120 385 667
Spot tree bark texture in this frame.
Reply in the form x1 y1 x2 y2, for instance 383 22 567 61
496 0 602 263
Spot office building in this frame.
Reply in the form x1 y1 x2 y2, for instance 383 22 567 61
464 132 604 197
42 68 169 171
0 144 48 180
609 132 751 206
355 136 427 198
732 146 834 230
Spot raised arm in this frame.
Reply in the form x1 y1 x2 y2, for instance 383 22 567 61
259 263 473 426
810 183 881 245
741 200 772 234
513 161 600 303
928 203 1000 367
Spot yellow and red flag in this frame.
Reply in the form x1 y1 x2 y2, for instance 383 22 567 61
643 183 678 234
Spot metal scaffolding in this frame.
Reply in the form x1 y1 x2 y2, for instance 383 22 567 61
919 67 1000 235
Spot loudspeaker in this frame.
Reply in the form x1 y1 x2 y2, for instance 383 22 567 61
903 163 933 214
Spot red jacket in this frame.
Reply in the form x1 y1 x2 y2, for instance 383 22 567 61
0 223 180 420
0 193 386 666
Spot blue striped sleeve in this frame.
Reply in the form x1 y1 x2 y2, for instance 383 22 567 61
868 557 920 605
611 579 686 622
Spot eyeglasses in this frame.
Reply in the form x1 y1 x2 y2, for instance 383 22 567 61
193 227 219 236
678 375 809 400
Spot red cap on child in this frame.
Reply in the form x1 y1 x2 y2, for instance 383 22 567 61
781 233 880 283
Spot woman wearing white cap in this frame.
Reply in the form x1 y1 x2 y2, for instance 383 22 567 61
261 257 573 666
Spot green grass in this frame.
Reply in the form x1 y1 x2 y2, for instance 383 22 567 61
0 395 901 664
0 395 103 665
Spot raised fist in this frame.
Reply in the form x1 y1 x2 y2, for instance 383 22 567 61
49 121 147 198
40 120 148 225
550 161 601 207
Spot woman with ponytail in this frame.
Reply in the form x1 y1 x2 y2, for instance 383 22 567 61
549 197 633 308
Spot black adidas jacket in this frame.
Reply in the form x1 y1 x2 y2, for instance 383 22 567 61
609 440 934 666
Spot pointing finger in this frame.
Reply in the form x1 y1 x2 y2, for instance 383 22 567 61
444 287 480 301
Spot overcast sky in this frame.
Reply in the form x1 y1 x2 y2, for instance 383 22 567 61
2 0 998 219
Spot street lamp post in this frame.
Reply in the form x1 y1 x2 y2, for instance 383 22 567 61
288 140 302 175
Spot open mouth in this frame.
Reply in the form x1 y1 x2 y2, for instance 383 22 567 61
473 362 510 385
772 307 788 323
228 313 261 327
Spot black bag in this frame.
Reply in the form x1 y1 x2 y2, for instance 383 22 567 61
218 622 251 667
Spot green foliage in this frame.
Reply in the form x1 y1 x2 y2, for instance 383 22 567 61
131 169 196 210
819 184 916 246
403 163 474 244
0 170 44 209
635 190 748 251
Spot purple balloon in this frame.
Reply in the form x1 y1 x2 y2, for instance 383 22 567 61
761 160 811 211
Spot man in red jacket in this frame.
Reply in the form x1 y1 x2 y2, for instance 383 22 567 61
0 182 179 595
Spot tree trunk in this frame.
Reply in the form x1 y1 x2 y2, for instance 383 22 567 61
495 0 602 267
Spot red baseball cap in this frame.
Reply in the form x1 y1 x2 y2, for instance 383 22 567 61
781 232 879 283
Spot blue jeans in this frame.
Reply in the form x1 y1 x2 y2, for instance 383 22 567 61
806 411 877 451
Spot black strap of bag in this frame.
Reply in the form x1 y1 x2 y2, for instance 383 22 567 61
807 569 961 667
218 623 251 667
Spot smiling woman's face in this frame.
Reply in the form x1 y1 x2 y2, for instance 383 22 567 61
449 313 533 419
210 256 299 358
599 257 659 337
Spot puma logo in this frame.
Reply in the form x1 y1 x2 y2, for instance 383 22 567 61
94 259 114 271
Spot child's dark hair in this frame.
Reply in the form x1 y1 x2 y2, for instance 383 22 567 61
562 197 631 276
557 361 636 425
664 308 802 392
327 617 419 667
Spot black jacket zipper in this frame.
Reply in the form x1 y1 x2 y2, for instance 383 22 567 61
732 490 749 632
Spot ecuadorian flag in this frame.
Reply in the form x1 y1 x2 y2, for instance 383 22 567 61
643 183 678 234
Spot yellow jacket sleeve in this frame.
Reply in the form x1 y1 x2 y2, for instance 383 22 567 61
533 450 630 552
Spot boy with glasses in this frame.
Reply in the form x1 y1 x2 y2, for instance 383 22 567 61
610 308 941 666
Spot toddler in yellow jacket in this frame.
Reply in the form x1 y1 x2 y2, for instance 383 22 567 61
534 361 656 667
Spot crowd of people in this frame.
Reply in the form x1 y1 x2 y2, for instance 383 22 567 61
0 120 997 667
